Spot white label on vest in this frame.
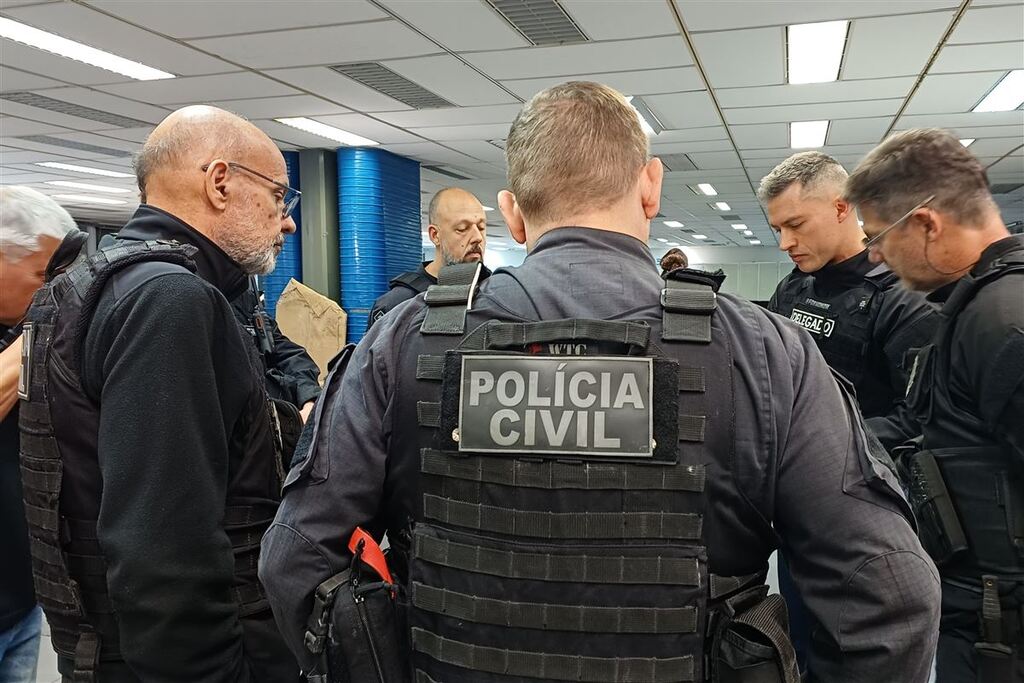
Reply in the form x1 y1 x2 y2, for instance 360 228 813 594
17 323 32 401
790 308 836 338
458 355 654 457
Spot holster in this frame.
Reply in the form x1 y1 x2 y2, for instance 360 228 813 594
303 548 409 683
707 581 800 683
896 445 969 566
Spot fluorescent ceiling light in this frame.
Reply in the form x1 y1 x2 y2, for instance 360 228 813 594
35 161 133 178
52 194 127 205
713 201 731 211
787 20 849 84
693 234 708 240
791 120 829 149
482 205 494 211
972 70 1024 113
959 138 976 147
663 220 684 228
0 17 174 81
697 183 717 196
743 230 754 236
46 180 131 194
667 241 680 246
625 96 664 136
731 223 747 230
655 237 669 243
275 117 379 146
750 240 762 245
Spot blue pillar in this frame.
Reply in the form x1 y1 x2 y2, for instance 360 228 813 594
337 148 420 342
263 150 303 316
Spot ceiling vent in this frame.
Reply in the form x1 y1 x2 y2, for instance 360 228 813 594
487 0 588 46
17 135 133 158
422 164 472 181
659 154 697 172
719 214 743 221
0 92 149 128
329 62 454 109
487 139 506 150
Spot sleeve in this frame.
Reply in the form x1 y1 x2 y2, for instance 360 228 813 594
259 310 402 668
762 314 941 682
85 274 249 683
266 315 322 407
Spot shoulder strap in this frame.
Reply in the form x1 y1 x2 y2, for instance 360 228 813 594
661 269 721 344
391 270 433 293
420 262 483 336
942 256 1024 320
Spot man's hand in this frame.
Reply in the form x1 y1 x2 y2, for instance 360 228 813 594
0 335 24 420
299 401 315 423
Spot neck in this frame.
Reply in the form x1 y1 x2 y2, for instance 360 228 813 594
526 209 648 251
424 259 442 278
956 215 1012 264
828 220 867 265
144 195 217 243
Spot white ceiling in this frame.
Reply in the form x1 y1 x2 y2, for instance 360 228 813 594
0 0 1021 248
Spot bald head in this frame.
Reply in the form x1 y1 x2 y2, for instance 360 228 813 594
425 187 487 275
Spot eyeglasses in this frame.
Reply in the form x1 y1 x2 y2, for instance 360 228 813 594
862 195 935 250
201 161 301 218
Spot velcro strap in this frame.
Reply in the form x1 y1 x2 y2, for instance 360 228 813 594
421 263 482 336
29 537 65 568
416 355 446 381
661 281 716 344
414 531 700 585
24 501 60 532
423 495 701 540
421 450 705 492
678 367 706 393
661 287 716 313
413 583 697 634
18 431 61 459
73 631 100 683
33 575 83 614
437 262 481 286
710 573 763 600
232 582 269 616
412 628 695 682
422 306 471 335
732 593 800 682
20 462 62 493
417 401 441 428
678 415 706 443
480 320 650 351
424 284 471 306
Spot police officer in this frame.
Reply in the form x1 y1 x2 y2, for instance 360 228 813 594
846 128 1024 682
368 187 490 327
260 82 940 682
20 106 300 681
760 151 939 451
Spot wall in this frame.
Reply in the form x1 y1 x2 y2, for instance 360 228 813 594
659 245 792 302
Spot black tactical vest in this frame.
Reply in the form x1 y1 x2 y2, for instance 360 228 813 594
18 240 285 679
388 265 797 683
772 266 896 417
905 251 1024 582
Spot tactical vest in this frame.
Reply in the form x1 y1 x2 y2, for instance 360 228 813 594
18 240 283 680
773 267 896 417
389 264 797 683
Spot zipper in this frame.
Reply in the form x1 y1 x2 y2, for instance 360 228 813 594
354 590 386 683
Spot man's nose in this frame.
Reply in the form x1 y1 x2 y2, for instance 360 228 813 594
282 215 297 235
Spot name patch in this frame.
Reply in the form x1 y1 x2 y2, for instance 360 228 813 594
458 355 653 457
790 308 836 337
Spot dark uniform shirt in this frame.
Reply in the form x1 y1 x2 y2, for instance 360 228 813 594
261 227 940 681
769 250 939 450
368 262 435 328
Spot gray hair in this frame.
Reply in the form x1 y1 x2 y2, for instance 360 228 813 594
0 186 77 262
757 151 848 203
844 128 994 224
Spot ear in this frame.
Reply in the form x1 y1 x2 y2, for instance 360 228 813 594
918 208 943 243
204 159 230 211
640 157 663 220
835 197 854 224
498 190 526 245
428 224 441 247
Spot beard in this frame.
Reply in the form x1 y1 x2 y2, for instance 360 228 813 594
216 221 281 275
440 242 483 267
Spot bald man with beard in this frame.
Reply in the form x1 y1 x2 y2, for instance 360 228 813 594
19 106 301 682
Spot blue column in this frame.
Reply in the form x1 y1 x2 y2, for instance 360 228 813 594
337 148 421 342
263 150 303 316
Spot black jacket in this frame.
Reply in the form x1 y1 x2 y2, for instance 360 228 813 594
368 262 492 328
769 250 939 450
263 227 940 681
61 205 297 681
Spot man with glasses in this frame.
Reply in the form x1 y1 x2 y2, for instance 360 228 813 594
19 106 301 681
846 128 1024 682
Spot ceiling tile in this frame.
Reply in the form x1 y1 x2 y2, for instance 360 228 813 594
461 36 692 80
948 4 1024 44
188 21 441 70
826 117 894 145
264 67 411 112
5 2 235 75
729 123 789 148
717 77 914 109
560 0 678 40
651 139 734 155
187 95 349 119
406 122 514 141
645 90 720 129
651 126 730 144
305 113 422 144
253 120 344 149
95 73 298 105
87 0 387 39
931 42 1024 73
843 12 953 79
374 103 522 129
691 27 784 88
724 99 902 125
377 141 477 166
440 140 507 164
903 71 1010 115
678 0 958 32
382 55 520 107
895 110 1024 130
502 66 704 100
968 137 1023 158
0 65 63 90
687 150 743 170
375 0 529 51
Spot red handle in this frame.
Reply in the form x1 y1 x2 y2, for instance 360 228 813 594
348 527 393 584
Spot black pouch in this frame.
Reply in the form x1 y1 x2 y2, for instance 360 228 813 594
709 586 800 683
899 448 968 566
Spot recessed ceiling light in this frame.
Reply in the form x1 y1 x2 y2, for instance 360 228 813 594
655 237 669 243
787 20 849 85
972 70 1024 113
275 117 379 146
731 223 747 230
0 17 174 81
625 96 664 136
46 180 131 194
713 201 731 211
35 161 133 178
663 220 684 228
697 183 718 196
482 205 494 211
667 241 680 246
693 234 708 240
743 230 753 236
52 194 127 206
959 138 976 147
749 239 762 245
791 120 829 148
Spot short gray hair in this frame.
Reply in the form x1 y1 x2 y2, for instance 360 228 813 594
0 186 77 262
757 151 848 203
